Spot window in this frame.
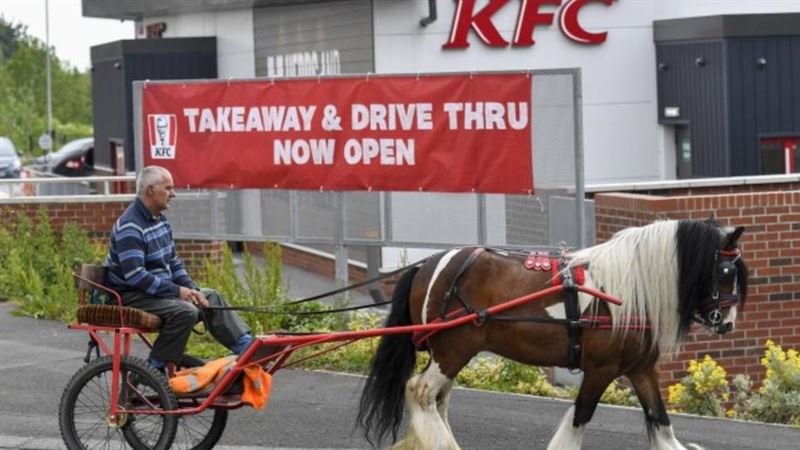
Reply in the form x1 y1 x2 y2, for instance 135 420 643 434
760 138 799 174
675 126 692 179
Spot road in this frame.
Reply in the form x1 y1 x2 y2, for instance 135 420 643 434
1 301 797 449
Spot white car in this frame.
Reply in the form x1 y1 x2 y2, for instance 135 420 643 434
0 137 22 179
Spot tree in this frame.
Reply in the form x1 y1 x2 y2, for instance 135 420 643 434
0 16 26 63
0 16 92 156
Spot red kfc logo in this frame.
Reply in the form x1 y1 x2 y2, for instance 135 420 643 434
443 0 615 49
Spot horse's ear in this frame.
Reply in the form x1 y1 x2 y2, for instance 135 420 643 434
725 226 745 249
704 214 718 226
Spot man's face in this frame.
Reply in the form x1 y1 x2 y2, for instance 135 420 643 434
147 173 175 213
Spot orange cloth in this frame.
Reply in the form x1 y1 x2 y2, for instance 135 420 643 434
241 364 272 409
169 356 272 410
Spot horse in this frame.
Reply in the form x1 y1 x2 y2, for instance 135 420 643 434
356 219 748 450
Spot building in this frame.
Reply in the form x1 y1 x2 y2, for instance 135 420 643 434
84 0 800 184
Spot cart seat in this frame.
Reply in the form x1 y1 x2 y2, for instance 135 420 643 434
75 264 162 330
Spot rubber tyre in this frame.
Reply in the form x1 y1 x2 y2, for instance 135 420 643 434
59 355 178 450
127 353 228 450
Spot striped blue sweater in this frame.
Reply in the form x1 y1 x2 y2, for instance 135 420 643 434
104 197 196 297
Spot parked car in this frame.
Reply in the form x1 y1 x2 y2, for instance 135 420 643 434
32 137 94 177
0 136 22 179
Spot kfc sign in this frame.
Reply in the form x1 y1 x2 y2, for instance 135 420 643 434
147 114 177 159
443 0 615 48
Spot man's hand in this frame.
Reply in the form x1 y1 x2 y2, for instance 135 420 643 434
190 289 209 308
179 287 209 307
178 286 193 301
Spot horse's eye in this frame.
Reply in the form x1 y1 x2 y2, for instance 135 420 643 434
717 262 737 281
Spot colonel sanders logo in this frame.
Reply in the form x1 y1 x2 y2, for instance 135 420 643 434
147 114 177 159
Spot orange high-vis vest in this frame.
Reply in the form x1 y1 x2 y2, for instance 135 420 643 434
169 356 272 410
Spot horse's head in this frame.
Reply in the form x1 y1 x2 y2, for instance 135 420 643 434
684 223 748 335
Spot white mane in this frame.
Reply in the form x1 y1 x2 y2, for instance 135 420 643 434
568 220 682 354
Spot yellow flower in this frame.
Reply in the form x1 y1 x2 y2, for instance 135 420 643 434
667 383 685 405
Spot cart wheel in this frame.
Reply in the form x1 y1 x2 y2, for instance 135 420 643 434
125 354 228 450
170 406 228 450
59 355 177 450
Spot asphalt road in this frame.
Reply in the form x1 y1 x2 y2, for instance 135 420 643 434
1 301 798 450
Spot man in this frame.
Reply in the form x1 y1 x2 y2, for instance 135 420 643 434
104 165 253 371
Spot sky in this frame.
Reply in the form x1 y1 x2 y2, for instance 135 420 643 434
1 0 134 71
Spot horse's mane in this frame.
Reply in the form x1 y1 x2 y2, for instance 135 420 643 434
568 219 726 354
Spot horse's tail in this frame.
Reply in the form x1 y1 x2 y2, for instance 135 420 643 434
356 265 420 447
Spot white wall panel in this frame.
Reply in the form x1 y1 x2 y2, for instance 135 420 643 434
373 0 800 183
145 9 255 78
583 103 661 182
216 9 255 78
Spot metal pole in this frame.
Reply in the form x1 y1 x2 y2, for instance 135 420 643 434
572 69 586 248
45 0 52 151
334 192 349 301
477 193 487 245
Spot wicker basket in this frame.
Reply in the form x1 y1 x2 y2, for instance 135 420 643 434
77 304 162 330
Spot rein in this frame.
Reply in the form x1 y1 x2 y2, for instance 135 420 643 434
201 255 432 315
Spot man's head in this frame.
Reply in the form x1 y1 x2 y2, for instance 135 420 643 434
136 166 175 214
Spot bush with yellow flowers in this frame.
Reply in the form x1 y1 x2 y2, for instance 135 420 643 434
667 354 729 417
671 341 800 427
730 340 800 426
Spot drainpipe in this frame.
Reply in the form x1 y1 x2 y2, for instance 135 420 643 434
420 0 438 27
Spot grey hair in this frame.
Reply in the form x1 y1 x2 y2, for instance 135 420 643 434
136 166 170 197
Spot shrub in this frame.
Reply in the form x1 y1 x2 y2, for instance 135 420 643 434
0 208 105 320
667 354 729 417
293 311 383 372
600 380 639 407
457 357 567 398
190 242 341 359
670 342 800 427
731 340 800 426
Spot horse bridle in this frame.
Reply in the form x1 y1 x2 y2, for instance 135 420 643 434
694 248 741 331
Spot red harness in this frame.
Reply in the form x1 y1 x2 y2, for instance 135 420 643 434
523 251 586 286
413 249 598 355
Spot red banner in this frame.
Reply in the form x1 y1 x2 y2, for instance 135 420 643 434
142 73 533 193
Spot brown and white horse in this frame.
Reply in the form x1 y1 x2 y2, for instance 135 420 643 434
357 219 748 450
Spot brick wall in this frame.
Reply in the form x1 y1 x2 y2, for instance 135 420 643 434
594 186 800 393
0 200 224 276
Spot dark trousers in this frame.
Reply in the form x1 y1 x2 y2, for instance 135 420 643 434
122 288 250 363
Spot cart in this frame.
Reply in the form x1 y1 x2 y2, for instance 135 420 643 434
58 263 621 450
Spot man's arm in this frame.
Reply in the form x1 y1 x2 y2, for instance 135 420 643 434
115 224 184 297
169 250 197 290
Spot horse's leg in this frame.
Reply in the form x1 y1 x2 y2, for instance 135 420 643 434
393 354 462 450
628 363 703 450
547 366 617 450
